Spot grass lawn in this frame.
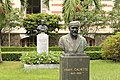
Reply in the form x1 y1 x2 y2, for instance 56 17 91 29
0 61 59 80
90 60 120 80
0 60 120 80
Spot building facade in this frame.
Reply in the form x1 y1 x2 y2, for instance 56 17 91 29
1 0 115 46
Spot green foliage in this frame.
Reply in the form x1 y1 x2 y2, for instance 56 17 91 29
1 47 36 52
49 46 62 51
85 46 101 51
1 53 22 61
0 0 21 29
1 46 101 52
1 46 103 61
86 51 102 60
3 8 22 28
62 0 101 23
0 1 23 47
108 0 120 32
0 0 13 61
20 0 28 10
43 0 49 9
63 0 80 23
22 13 62 35
77 10 107 34
0 14 5 29
101 32 120 60
2 0 12 14
62 0 107 34
1 51 102 61
20 51 61 64
1 46 61 52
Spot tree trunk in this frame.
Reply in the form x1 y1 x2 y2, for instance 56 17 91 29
0 29 3 62
8 30 10 47
32 35 35 46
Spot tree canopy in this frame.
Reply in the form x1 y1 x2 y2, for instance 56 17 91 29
22 13 62 36
63 0 101 24
108 0 120 33
62 0 109 34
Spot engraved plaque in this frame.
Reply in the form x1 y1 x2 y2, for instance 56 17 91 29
60 56 90 80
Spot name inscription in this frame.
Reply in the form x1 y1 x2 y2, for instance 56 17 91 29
63 68 88 75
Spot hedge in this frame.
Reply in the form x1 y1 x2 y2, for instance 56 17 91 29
1 47 36 52
1 47 61 52
86 51 102 60
1 46 101 52
85 46 101 51
1 46 102 61
1 52 22 61
1 51 103 61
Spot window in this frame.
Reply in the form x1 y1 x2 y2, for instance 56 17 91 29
27 0 41 14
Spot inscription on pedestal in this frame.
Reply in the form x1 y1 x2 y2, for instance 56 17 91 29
60 56 90 80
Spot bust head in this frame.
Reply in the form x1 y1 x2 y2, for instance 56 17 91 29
40 20 45 25
69 21 80 39
37 20 48 33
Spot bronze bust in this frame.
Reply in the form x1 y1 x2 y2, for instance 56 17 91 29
58 21 87 56
37 20 48 33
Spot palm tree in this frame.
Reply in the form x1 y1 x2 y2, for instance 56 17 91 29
0 0 27 62
108 0 120 32
64 0 109 35
1 0 25 47
63 0 101 24
0 0 12 35
43 0 50 9
20 0 28 15
3 0 13 47
0 0 12 62
43 0 107 35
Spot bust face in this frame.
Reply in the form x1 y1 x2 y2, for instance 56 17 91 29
69 25 79 38
41 20 45 25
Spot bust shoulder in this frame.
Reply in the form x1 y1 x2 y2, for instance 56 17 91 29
60 34 69 39
37 25 48 32
78 35 86 40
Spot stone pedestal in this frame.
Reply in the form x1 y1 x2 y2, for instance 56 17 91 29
60 55 90 80
37 33 48 54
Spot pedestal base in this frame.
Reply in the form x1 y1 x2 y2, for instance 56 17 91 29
60 56 90 80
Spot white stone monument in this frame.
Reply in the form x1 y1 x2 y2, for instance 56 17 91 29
37 32 48 54
37 20 48 54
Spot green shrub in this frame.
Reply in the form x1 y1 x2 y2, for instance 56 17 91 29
1 46 103 61
20 51 62 64
23 13 62 35
2 53 22 61
49 46 62 51
1 51 102 61
86 51 102 60
101 32 120 61
85 46 101 51
1 46 61 52
1 46 102 52
1 47 36 52
20 51 102 64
